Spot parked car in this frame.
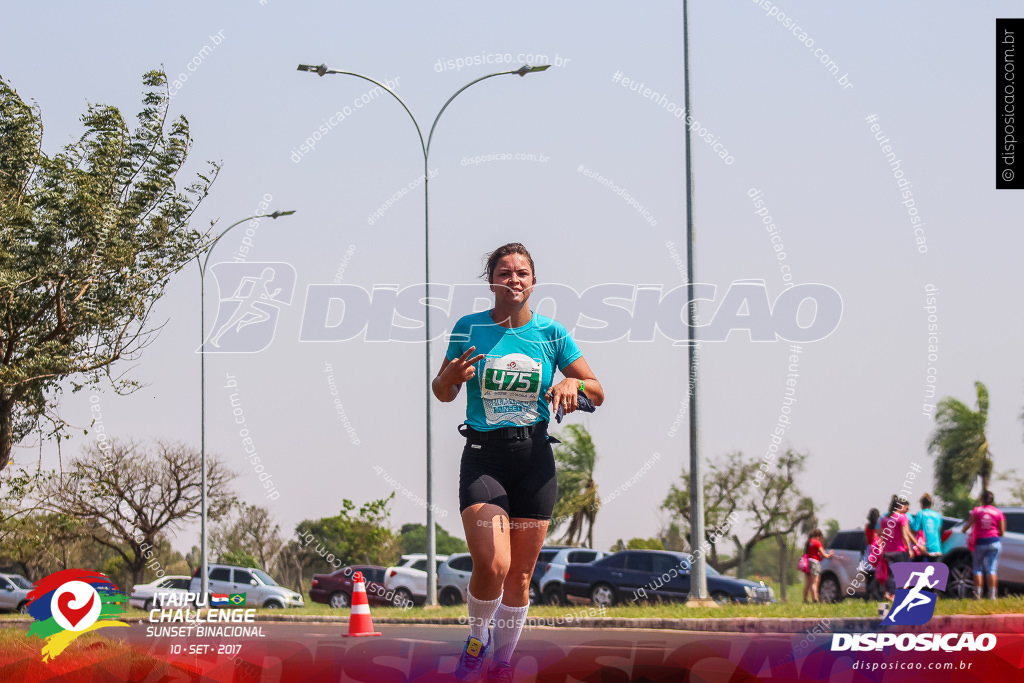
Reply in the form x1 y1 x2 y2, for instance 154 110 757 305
0 574 31 613
538 548 608 605
189 565 304 608
941 506 1024 598
438 554 473 606
128 575 192 611
310 565 391 609
530 546 569 603
5 575 33 591
383 554 449 607
438 548 589 606
563 550 774 606
819 517 962 603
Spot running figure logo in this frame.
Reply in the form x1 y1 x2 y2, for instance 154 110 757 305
201 263 296 353
884 563 948 626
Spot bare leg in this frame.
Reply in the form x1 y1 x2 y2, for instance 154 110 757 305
462 504 511 600
501 518 549 607
490 517 549 667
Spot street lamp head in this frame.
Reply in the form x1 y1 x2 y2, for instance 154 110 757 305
297 63 330 77
515 64 551 77
269 210 296 219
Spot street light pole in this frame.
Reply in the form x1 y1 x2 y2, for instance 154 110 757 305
681 0 714 606
197 210 295 604
297 62 549 606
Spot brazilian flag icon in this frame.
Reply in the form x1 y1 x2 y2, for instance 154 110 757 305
228 594 246 606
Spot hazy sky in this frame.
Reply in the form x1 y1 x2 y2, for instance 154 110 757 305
4 1 1022 558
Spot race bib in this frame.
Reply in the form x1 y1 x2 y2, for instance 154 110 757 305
480 354 543 425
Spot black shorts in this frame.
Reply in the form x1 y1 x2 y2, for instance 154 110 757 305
458 423 557 520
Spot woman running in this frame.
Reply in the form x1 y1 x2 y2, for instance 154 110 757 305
432 243 603 682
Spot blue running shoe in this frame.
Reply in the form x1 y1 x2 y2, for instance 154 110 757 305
454 635 490 681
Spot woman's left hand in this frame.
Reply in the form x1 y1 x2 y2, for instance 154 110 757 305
546 378 578 416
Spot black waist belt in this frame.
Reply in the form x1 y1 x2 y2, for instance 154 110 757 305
458 422 547 442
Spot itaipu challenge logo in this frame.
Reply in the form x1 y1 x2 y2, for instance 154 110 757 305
27 569 128 661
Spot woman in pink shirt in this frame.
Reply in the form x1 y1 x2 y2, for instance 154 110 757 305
962 490 1006 600
878 495 916 600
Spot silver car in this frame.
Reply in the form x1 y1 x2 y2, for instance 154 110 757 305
438 553 473 606
820 517 964 602
0 574 32 613
188 565 304 608
818 529 869 603
129 575 193 611
538 548 608 605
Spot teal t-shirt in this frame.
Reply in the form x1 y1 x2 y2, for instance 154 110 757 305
910 508 943 554
445 311 583 431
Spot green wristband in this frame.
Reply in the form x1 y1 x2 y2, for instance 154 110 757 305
578 380 585 393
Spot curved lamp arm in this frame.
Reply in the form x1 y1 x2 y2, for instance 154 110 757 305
297 63 550 162
198 211 296 277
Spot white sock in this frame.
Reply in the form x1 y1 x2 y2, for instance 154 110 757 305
989 586 998 600
466 591 502 647
492 602 530 665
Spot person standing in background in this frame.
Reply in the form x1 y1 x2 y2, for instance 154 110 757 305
878 495 916 600
962 490 1006 600
802 528 833 603
862 508 882 600
910 493 944 562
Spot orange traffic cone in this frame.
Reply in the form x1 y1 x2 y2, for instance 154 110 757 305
343 571 382 637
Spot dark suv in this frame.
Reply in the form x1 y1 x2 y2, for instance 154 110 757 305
563 550 774 606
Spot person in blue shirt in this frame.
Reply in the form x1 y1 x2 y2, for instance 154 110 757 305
433 243 603 681
910 492 944 562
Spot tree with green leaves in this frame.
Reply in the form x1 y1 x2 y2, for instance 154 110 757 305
294 495 401 575
662 449 817 596
0 510 81 579
0 71 218 475
43 439 235 589
211 503 283 572
660 522 687 552
928 381 993 516
548 424 600 547
398 523 468 555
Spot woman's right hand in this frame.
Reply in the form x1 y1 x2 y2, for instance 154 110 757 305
440 346 485 386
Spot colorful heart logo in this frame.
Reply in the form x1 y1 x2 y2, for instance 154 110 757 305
56 591 95 628
48 581 102 632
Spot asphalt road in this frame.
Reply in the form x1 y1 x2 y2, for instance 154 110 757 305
110 621 815 681
6 620 1000 681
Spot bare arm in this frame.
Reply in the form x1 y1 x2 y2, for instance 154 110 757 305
901 520 916 550
432 347 485 403
545 356 604 417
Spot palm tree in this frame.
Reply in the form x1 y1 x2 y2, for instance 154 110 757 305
928 381 993 514
548 424 599 547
